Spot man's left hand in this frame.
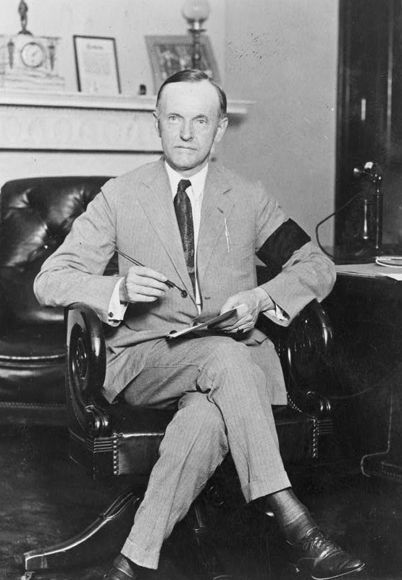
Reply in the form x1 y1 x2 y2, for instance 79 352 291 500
216 288 274 334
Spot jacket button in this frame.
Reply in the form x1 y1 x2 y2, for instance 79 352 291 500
108 312 114 318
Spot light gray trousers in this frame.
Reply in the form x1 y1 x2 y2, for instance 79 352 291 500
120 334 291 569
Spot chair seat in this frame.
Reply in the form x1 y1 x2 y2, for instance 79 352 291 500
116 406 319 477
70 402 323 480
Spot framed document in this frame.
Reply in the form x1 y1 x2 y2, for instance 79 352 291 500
73 35 121 95
145 35 220 92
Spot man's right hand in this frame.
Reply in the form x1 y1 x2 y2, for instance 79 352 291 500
120 265 168 303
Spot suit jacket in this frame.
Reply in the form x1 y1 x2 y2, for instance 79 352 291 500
34 159 336 403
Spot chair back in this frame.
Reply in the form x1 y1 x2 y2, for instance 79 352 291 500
0 176 111 326
0 176 111 425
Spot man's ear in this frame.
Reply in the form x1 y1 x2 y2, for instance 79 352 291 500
153 111 161 137
214 116 229 144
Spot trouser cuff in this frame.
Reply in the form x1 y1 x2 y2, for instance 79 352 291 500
243 472 291 503
121 538 159 570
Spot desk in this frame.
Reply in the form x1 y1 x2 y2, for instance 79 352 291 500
323 266 402 482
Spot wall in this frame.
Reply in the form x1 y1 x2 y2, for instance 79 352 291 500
223 0 339 246
1 0 226 95
0 0 338 245
0 0 227 184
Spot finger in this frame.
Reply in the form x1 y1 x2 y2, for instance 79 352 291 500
127 274 168 293
130 293 160 302
214 313 241 330
219 297 239 314
219 311 251 331
222 313 256 333
129 285 166 298
225 325 250 335
216 301 245 329
235 303 249 317
222 323 245 333
129 265 168 284
217 314 246 331
126 279 167 297
124 280 166 302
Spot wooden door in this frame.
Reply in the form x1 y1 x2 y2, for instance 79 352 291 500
336 0 399 255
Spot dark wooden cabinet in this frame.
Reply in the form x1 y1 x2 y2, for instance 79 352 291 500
323 273 402 481
336 0 402 255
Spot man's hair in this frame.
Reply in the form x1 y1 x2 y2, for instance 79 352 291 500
155 69 227 118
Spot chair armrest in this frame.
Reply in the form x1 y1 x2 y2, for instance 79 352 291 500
66 303 108 436
284 300 334 416
65 299 334 439
259 300 334 416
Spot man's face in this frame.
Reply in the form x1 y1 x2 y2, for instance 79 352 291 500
154 80 228 177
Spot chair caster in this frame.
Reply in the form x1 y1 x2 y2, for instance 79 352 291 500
21 572 36 580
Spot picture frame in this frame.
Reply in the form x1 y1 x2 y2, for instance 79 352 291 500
73 35 121 95
145 35 220 92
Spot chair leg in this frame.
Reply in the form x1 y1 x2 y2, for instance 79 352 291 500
24 489 142 572
187 496 232 580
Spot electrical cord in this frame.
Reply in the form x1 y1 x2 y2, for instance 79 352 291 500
315 190 364 259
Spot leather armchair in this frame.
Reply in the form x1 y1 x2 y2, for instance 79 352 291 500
0 176 111 425
0 175 335 577
23 297 335 578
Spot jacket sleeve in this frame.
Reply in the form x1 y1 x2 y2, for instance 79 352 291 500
34 188 120 324
253 182 336 325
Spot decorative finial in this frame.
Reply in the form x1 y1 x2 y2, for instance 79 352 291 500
18 0 32 35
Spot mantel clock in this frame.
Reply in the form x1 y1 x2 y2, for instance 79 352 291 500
0 1 64 91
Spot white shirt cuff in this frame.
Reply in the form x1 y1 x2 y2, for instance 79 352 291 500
272 302 288 322
107 278 128 326
257 286 289 322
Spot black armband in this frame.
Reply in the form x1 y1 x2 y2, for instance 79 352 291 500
256 218 311 278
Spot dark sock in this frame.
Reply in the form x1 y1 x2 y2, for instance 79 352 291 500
264 487 317 544
113 553 144 577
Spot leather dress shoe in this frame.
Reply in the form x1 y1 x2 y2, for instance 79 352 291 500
103 554 143 580
287 528 365 579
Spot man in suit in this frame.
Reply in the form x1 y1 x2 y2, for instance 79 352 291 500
34 70 365 580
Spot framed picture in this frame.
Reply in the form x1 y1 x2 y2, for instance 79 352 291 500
73 35 121 95
146 35 220 92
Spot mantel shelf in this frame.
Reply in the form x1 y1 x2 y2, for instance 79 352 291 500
0 90 253 116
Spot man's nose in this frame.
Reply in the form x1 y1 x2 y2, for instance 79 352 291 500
180 120 194 141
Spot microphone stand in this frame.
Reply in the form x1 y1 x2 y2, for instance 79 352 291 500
373 172 383 254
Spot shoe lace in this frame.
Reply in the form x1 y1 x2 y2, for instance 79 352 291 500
300 530 343 560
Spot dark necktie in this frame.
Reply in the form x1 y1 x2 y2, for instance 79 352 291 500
174 179 195 293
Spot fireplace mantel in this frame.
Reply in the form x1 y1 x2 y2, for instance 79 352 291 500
0 91 251 152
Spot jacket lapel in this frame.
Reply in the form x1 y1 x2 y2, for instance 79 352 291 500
136 159 195 297
197 164 234 282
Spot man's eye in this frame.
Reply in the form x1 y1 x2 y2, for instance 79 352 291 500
168 115 179 123
196 118 208 125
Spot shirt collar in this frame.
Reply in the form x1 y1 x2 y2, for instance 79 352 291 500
164 162 208 200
